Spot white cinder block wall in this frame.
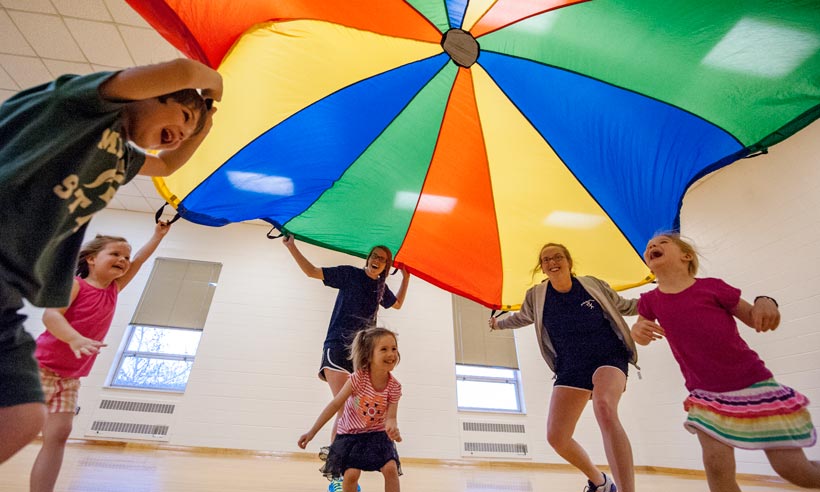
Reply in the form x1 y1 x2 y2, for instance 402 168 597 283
621 119 820 475
20 121 820 475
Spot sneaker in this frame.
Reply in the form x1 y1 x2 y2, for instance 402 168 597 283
318 446 330 461
584 473 616 492
327 478 361 492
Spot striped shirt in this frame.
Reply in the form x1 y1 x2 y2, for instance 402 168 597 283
337 369 402 435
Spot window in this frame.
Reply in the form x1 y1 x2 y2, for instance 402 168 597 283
452 295 524 413
110 258 221 391
456 365 523 412
111 326 202 391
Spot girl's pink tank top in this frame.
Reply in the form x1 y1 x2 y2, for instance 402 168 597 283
35 277 118 378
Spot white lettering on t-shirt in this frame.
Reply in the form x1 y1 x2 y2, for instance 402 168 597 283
67 187 92 213
53 129 129 232
97 128 124 158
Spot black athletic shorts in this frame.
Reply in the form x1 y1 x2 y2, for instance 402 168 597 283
318 344 353 381
554 356 629 391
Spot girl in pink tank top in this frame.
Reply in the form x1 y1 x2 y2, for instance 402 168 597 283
30 221 171 492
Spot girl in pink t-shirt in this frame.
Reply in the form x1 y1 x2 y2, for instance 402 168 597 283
632 233 819 490
30 221 170 492
299 327 402 492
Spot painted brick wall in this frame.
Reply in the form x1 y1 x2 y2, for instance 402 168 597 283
19 120 819 475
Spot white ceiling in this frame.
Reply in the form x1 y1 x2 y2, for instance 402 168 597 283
0 0 187 215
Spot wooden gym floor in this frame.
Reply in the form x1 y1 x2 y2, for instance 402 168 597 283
0 441 799 491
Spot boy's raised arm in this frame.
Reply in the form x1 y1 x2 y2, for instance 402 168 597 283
99 59 222 102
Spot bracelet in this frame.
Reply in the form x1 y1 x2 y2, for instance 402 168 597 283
754 296 779 308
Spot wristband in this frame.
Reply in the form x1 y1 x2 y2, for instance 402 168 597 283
754 296 778 308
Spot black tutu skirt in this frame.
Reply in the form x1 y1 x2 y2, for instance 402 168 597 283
321 431 402 480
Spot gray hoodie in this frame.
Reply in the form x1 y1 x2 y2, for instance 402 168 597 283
495 275 638 373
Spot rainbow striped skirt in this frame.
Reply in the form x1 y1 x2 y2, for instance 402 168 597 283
683 379 816 450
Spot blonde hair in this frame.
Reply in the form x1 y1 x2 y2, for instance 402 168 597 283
350 327 399 372
652 232 699 276
76 234 129 278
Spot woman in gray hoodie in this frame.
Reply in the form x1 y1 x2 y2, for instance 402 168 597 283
490 243 638 492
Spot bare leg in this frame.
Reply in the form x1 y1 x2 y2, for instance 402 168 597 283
381 460 400 492
591 367 634 492
546 386 604 483
324 369 349 442
30 412 73 492
342 468 361 492
696 430 741 492
765 448 820 488
0 403 45 463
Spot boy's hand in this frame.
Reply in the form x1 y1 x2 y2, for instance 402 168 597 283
201 105 217 135
201 81 223 103
631 319 665 345
297 431 313 449
68 336 107 358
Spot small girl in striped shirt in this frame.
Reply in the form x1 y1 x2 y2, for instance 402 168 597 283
299 327 402 492
631 233 819 491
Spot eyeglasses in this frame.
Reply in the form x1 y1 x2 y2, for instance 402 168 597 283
370 254 388 262
541 254 566 264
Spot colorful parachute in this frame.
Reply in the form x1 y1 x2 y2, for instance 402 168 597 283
129 0 820 309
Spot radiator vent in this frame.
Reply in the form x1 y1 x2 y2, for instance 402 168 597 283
90 421 169 437
464 442 528 454
85 398 176 442
459 419 530 459
99 399 175 414
463 421 525 434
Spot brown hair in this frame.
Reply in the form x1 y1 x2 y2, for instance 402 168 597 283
350 327 399 372
652 232 699 276
76 234 129 278
158 89 209 136
531 242 575 279
367 245 393 323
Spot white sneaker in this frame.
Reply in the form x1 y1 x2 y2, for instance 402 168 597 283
584 473 616 492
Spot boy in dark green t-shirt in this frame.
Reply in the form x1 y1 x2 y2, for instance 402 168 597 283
0 58 223 463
